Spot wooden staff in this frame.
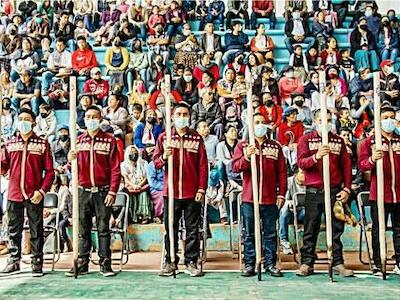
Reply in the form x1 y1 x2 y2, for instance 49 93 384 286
164 75 176 278
318 71 333 282
69 76 79 278
373 72 386 280
245 76 262 281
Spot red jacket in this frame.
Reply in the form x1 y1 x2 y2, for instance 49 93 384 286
76 130 121 195
358 134 400 203
72 47 98 72
149 90 183 110
1 133 54 202
259 104 283 127
193 64 220 82
278 121 304 146
297 130 352 191
83 79 110 101
153 128 208 200
252 0 274 13
232 139 287 205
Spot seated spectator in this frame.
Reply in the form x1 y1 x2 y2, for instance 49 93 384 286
73 0 93 32
134 108 163 157
127 39 148 93
254 66 279 102
26 11 51 60
0 70 14 99
251 0 276 30
18 0 37 21
284 7 316 54
38 0 54 27
128 75 150 107
377 16 399 62
148 24 170 66
10 37 40 82
278 66 304 106
305 47 320 71
216 125 238 179
226 0 249 29
284 0 308 21
320 37 339 67
364 3 381 37
121 145 152 224
102 93 129 136
42 38 72 95
245 53 262 82
379 59 400 106
128 2 148 39
174 23 200 71
351 94 373 139
195 0 208 30
207 0 225 30
312 10 334 51
191 88 224 140
165 1 186 37
206 168 227 224
199 22 223 67
304 71 319 100
339 49 355 82
53 11 76 52
83 67 110 105
327 65 349 103
148 79 183 115
193 53 220 83
250 23 275 60
76 93 94 130
332 0 352 28
336 107 356 132
279 167 305 254
222 20 249 65
259 92 282 133
289 44 309 84
348 67 373 104
197 69 217 96
350 16 379 72
9 13 27 35
11 69 41 115
105 36 130 88
197 120 219 162
51 124 70 179
71 36 98 77
47 67 71 109
217 68 236 112
229 72 247 116
146 160 164 224
74 17 90 40
147 5 165 35
0 0 13 29
290 92 313 127
113 13 136 46
226 52 246 75
0 97 17 139
92 2 121 46
174 67 199 105
34 103 57 142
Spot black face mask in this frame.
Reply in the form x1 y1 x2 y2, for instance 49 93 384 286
360 24 368 31
59 135 69 142
40 112 48 118
129 153 139 161
265 100 273 107
294 100 304 107
146 116 156 124
382 21 389 27
3 102 11 110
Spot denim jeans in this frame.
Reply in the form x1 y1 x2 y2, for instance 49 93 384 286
11 96 40 116
354 49 380 72
241 202 279 268
285 36 316 54
250 12 276 30
166 24 183 36
222 49 242 65
381 48 399 62
279 201 305 241
206 14 224 28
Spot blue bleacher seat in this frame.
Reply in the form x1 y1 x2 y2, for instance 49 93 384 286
55 109 70 125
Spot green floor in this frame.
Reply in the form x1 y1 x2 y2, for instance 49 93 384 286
0 271 399 299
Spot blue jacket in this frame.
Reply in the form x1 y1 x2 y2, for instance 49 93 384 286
208 1 225 15
147 161 164 193
377 29 399 51
134 123 164 149
225 32 249 51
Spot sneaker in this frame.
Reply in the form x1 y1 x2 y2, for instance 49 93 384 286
32 264 44 277
241 265 256 277
159 262 177 277
265 265 283 277
281 240 293 255
0 261 20 275
184 262 203 277
100 258 116 277
372 264 382 275
296 264 314 277
64 263 89 277
393 265 400 275
332 264 354 277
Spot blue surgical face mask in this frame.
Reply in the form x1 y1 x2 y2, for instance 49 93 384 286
365 10 373 17
395 127 400 135
85 119 100 132
174 117 189 129
254 124 268 138
365 73 373 80
381 118 397 133
18 120 33 134
316 122 332 134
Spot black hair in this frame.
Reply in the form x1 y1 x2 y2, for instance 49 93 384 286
19 108 36 120
61 10 70 17
85 105 102 116
174 101 191 112
132 103 143 112
56 37 66 44
76 35 86 42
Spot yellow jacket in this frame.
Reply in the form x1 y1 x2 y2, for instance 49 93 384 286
105 47 130 71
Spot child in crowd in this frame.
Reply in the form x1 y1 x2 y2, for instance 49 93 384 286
339 49 355 82
289 45 309 84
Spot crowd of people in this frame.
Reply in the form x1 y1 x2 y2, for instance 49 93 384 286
0 0 400 279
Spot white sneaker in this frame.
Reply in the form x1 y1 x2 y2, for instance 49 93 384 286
393 265 400 275
280 240 293 255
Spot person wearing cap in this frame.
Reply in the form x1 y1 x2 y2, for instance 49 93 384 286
83 67 110 105
379 59 400 106
71 36 98 77
0 108 54 277
377 15 399 62
11 69 41 116
65 105 121 277
34 103 57 142
46 67 71 109
296 109 353 277
232 112 287 277
278 66 304 106
222 20 249 65
358 106 400 275
350 16 379 72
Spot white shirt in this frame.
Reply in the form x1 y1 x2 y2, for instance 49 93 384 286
206 34 215 53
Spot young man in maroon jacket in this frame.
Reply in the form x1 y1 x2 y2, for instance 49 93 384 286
296 109 353 277
153 102 208 277
0 108 54 276
232 113 287 277
65 105 121 277
358 106 400 275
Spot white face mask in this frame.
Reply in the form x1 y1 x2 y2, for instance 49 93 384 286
17 120 33 135
386 66 394 75
254 124 268 138
316 122 332 134
292 12 300 20
174 117 189 129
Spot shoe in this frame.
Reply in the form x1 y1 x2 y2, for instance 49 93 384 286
296 264 314 277
0 261 20 274
32 264 44 277
64 263 89 277
332 264 354 277
66 239 73 252
265 265 283 277
159 262 177 277
372 264 382 275
220 217 228 225
281 240 293 255
393 265 400 275
241 265 256 277
184 262 203 277
100 258 116 277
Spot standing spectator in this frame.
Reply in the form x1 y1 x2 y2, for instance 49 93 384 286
199 22 223 67
377 16 399 62
251 0 276 30
83 67 110 105
54 11 76 52
207 0 225 30
71 36 98 77
11 70 41 116
222 21 249 65
226 0 249 29
105 36 130 88
165 1 186 37
147 160 164 224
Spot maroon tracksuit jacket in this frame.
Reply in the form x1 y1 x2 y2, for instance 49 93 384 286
153 128 208 200
297 130 352 192
232 139 287 205
358 134 400 203
1 133 54 202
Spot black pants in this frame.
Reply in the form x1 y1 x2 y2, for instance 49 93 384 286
7 200 43 264
78 188 112 265
226 10 250 29
300 188 345 267
163 198 201 265
370 201 400 267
